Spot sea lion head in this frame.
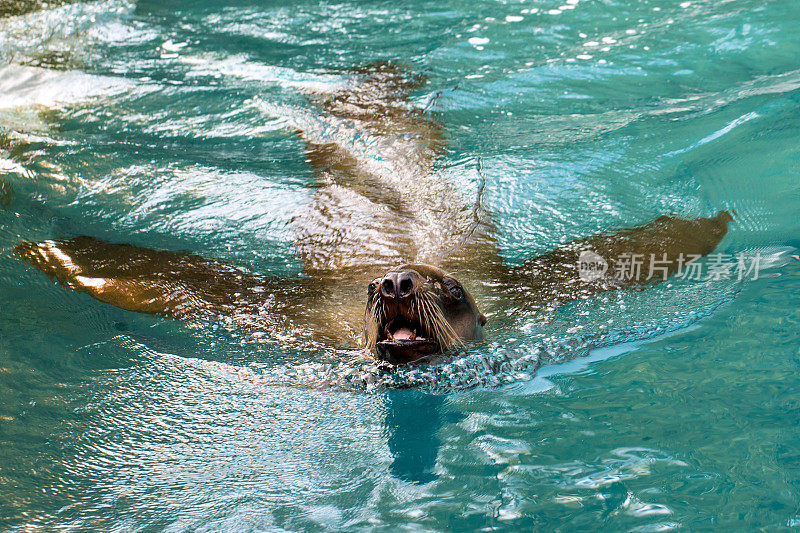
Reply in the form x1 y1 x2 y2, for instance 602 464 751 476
364 264 487 366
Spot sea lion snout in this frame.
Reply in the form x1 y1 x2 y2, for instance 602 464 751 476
379 270 420 300
364 264 486 366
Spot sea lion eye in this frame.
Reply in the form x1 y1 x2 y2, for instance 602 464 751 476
368 280 378 298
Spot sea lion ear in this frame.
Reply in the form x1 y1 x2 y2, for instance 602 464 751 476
478 313 487 326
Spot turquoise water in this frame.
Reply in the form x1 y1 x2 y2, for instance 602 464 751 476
2 0 800 529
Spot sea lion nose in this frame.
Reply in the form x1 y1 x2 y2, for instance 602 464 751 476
397 271 416 298
381 275 396 298
380 271 418 299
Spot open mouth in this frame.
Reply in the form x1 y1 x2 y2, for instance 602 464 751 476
376 314 439 365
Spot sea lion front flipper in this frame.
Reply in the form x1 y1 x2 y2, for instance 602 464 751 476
15 237 300 322
506 211 733 310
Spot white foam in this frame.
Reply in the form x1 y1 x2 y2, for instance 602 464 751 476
0 64 130 110
180 53 345 93
0 156 31 177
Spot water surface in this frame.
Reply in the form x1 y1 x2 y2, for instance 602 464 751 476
1 0 800 529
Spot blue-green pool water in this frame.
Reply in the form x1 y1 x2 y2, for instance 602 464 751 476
2 0 800 529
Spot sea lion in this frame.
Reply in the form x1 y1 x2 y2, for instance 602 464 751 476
15 63 732 367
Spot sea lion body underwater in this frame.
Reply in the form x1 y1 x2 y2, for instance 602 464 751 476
15 63 732 367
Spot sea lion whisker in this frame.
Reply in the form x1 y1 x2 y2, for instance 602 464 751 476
422 292 463 350
423 295 445 344
422 298 437 342
421 293 458 349
365 295 384 350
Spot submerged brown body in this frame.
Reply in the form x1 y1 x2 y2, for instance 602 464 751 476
15 63 732 366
